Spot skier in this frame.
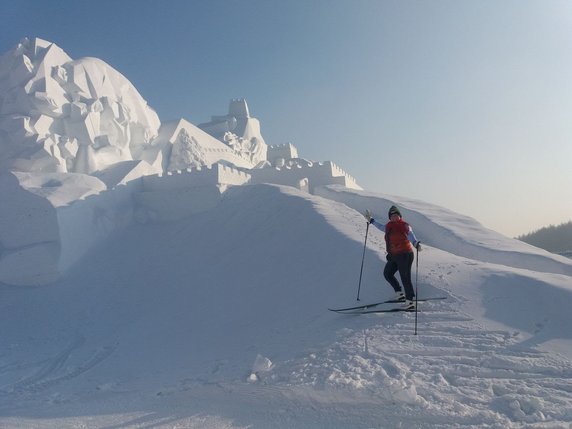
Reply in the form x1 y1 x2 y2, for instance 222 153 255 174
365 205 422 310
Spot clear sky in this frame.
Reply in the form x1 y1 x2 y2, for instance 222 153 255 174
1 0 571 237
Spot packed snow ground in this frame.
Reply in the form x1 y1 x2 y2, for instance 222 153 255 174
1 185 572 428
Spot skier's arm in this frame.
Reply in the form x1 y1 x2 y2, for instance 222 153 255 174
370 219 386 233
408 227 421 249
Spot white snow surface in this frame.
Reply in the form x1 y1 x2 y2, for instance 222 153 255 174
1 184 572 429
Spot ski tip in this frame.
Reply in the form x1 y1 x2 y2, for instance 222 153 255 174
328 308 365 314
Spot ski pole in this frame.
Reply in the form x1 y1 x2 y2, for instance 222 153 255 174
356 221 370 301
414 244 420 335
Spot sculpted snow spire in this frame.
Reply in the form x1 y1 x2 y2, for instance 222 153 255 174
228 98 250 118
199 98 267 166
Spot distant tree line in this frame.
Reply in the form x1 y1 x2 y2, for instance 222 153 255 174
517 221 572 256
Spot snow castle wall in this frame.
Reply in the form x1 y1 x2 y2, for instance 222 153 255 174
267 143 298 166
134 164 251 223
251 161 361 192
0 158 360 286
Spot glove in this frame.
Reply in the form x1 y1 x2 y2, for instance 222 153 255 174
415 242 422 252
364 210 374 224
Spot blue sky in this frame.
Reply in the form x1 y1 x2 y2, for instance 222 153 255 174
1 0 571 236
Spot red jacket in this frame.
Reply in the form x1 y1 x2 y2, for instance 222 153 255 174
384 219 414 255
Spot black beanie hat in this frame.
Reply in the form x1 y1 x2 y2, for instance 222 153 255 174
388 205 401 219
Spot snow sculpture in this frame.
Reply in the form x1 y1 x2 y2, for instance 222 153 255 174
0 38 364 286
153 118 253 171
168 128 208 171
198 98 268 165
0 37 161 175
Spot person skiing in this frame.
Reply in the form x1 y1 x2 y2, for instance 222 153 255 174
365 205 422 310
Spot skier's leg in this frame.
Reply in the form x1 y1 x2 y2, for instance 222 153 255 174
396 252 415 300
383 257 402 292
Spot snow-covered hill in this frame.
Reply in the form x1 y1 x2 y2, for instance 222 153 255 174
1 185 572 428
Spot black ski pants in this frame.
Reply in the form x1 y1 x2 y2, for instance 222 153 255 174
383 252 415 300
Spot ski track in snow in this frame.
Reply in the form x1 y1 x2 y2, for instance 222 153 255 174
1 336 117 402
6 301 571 429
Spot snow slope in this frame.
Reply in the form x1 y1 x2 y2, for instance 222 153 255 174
316 186 572 276
1 185 572 428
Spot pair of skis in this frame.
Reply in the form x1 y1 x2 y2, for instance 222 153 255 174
328 296 446 314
